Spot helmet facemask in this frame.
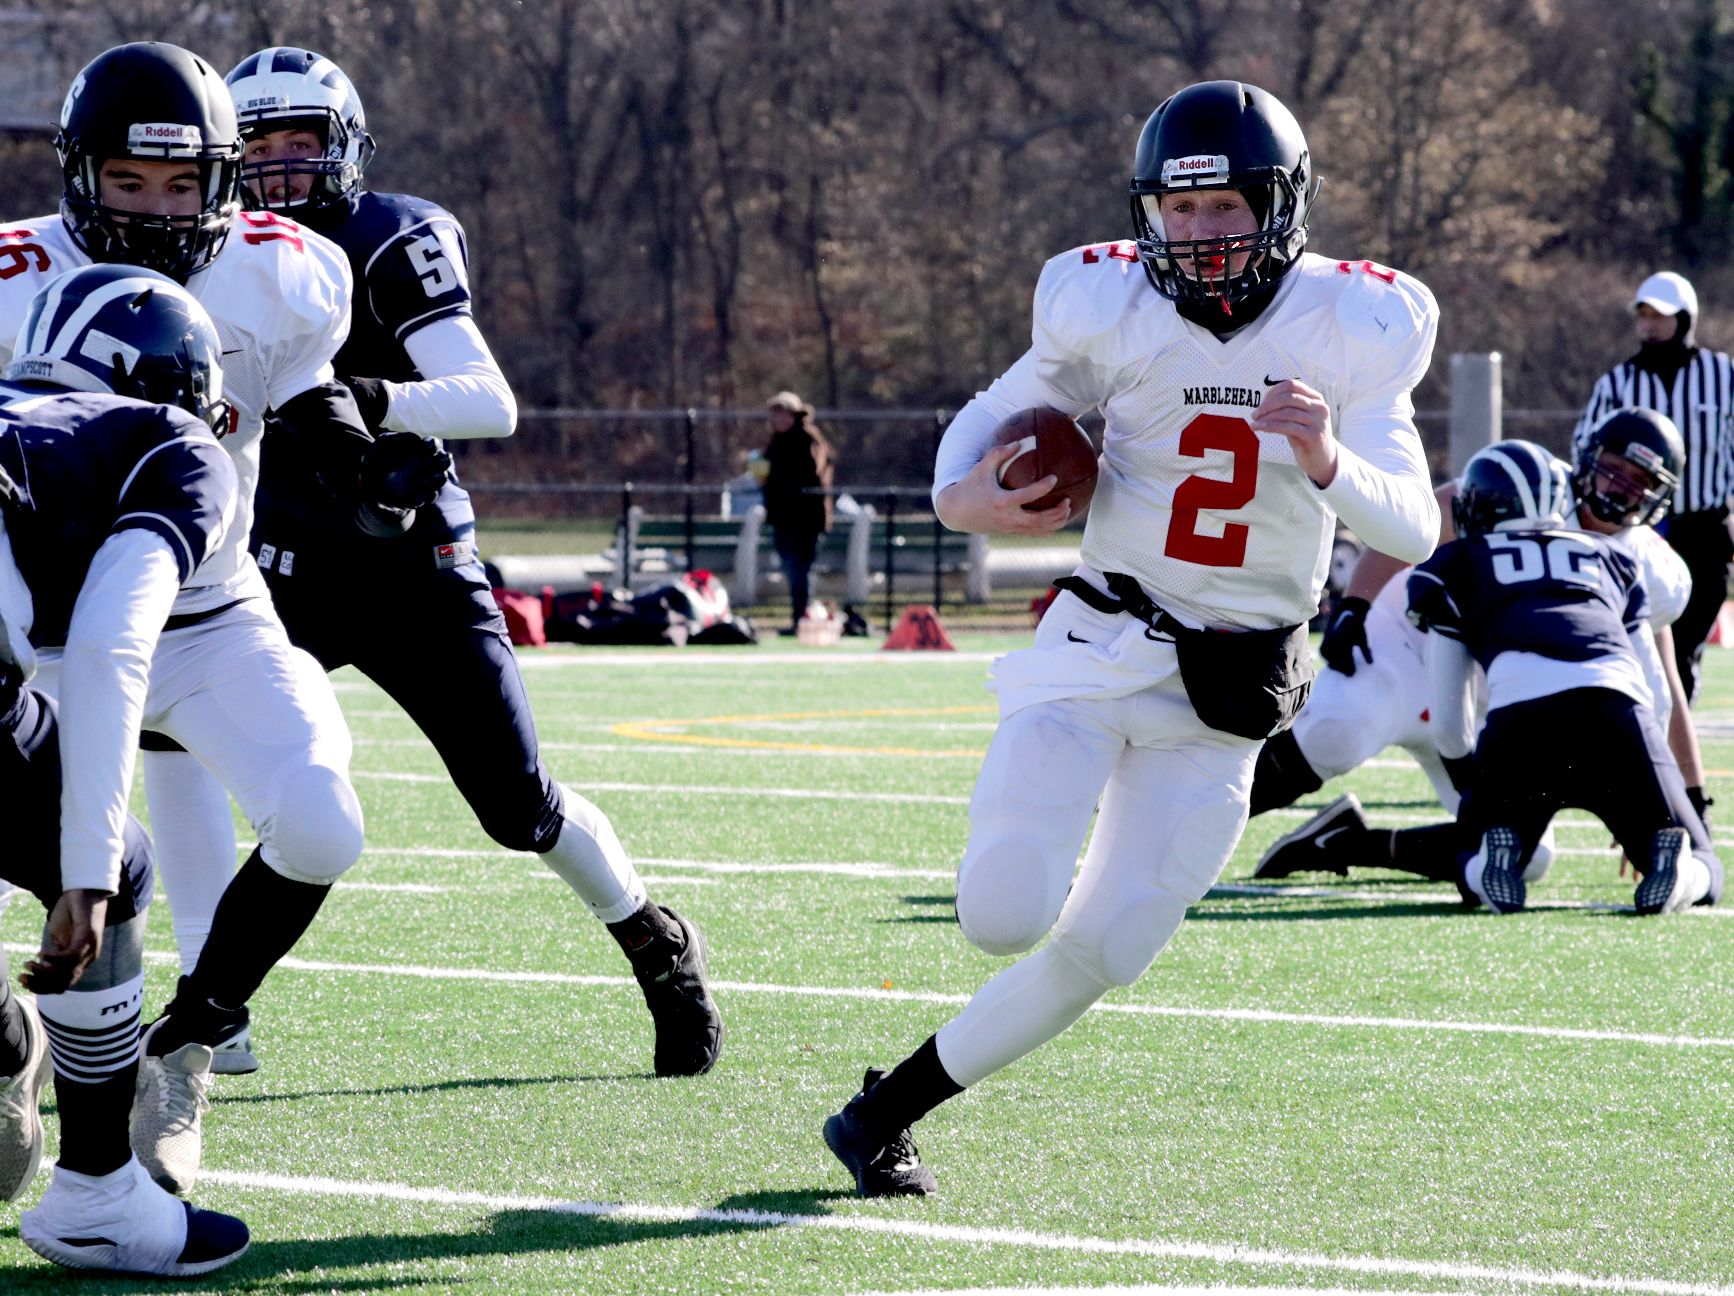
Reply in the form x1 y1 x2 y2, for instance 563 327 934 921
1130 166 1307 316
1574 446 1676 527
238 110 373 214
59 150 241 283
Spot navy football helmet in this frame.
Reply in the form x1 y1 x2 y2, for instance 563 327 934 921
1452 440 1573 537
56 43 243 282
5 264 232 434
1128 81 1318 315
225 47 374 213
1573 408 1683 527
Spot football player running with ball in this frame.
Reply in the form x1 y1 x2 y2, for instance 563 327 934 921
821 80 1440 1197
222 48 720 1077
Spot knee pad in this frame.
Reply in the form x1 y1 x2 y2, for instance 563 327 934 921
1047 887 1190 988
955 832 1073 957
1297 714 1375 781
477 777 563 854
262 764 365 883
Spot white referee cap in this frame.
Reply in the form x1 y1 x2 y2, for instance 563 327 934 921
1631 271 1698 319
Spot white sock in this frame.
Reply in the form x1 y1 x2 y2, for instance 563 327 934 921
539 786 647 924
142 750 238 974
35 974 144 1083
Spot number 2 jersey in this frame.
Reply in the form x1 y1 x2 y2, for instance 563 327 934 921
933 246 1440 630
258 190 482 568
1406 528 1653 713
0 213 352 616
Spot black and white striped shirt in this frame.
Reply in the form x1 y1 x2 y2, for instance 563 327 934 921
1573 349 1734 513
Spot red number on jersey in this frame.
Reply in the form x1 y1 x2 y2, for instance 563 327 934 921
238 210 305 253
1336 258 1397 284
1165 413 1259 567
1081 241 1139 265
0 242 50 280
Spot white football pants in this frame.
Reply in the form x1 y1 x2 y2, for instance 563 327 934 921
936 592 1259 1088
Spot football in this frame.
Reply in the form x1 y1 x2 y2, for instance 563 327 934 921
993 407 1098 514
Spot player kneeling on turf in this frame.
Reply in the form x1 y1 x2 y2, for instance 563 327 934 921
0 264 249 1274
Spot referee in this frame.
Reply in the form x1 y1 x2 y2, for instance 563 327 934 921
1575 271 1734 701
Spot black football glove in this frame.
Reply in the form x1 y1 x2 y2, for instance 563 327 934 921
340 375 390 431
1687 784 1714 831
1319 596 1373 675
359 432 453 512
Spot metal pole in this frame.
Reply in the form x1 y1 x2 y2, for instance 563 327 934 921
883 491 897 633
620 481 635 587
931 410 947 610
1447 353 1502 478
683 407 697 572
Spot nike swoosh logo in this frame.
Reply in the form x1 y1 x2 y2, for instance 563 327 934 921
1313 827 1350 849
1066 631 1092 644
1373 316 1389 333
1263 375 1280 386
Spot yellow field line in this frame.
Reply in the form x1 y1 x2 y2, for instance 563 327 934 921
611 705 995 758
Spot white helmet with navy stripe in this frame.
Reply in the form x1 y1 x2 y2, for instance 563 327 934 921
225 47 373 213
4 264 233 434
1452 439 1573 537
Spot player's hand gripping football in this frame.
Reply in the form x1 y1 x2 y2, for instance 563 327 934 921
22 889 108 994
1254 378 1337 486
937 444 1071 536
360 432 454 512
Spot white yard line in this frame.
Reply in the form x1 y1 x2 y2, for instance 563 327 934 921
5 945 1707 1051
514 651 1004 667
348 771 971 804
196 1169 1734 1296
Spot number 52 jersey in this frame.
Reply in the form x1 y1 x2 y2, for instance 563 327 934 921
934 246 1440 630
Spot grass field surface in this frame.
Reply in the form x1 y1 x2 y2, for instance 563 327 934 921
2 633 1731 1294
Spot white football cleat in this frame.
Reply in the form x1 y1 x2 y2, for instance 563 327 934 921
0 994 50 1201
130 1019 213 1195
21 1156 248 1276
209 1016 259 1076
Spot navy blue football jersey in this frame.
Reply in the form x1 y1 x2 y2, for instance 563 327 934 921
0 387 236 647
1406 528 1649 672
258 190 477 563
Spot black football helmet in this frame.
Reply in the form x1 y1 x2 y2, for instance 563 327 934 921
1573 408 1683 527
225 47 374 214
1128 80 1318 315
1452 440 1573 538
56 43 243 282
5 264 233 434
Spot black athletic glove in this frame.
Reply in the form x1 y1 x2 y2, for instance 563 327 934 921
1441 753 1475 796
1687 784 1715 830
340 375 390 432
359 432 453 512
1319 596 1373 675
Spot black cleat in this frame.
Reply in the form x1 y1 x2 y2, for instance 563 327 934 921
633 906 723 1077
1253 793 1365 878
1467 826 1527 914
823 1069 938 1198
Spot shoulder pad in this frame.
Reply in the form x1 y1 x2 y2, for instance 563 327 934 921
1405 553 1463 636
0 221 82 358
219 213 352 330
1033 241 1159 363
1330 259 1437 350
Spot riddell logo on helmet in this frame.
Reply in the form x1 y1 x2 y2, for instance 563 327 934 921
127 122 203 150
1161 154 1229 183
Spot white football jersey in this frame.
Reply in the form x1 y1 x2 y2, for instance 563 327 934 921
0 212 352 615
936 246 1439 629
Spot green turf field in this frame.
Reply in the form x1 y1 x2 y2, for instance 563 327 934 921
4 634 1732 1295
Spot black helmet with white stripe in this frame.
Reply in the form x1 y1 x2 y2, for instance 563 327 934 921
56 43 243 281
1572 408 1683 527
225 47 374 214
1452 440 1573 537
5 264 232 434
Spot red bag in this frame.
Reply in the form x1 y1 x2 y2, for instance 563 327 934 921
491 587 547 647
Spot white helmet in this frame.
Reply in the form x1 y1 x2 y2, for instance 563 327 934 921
224 47 374 213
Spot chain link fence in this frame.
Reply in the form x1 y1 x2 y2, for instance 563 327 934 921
459 404 1581 633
